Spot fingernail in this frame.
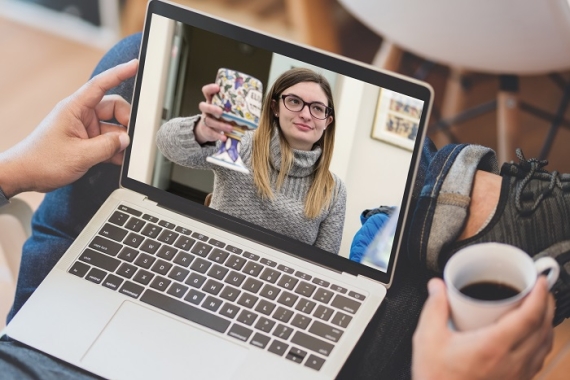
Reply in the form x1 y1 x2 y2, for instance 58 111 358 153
428 279 442 295
119 133 130 150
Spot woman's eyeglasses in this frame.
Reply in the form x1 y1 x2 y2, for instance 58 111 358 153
280 94 332 120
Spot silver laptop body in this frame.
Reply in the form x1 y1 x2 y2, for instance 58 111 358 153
6 1 433 379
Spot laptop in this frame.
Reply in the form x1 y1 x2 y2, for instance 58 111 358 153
6 1 433 379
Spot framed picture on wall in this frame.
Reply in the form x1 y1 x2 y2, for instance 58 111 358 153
371 88 423 151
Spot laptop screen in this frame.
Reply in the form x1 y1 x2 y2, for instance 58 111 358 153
123 1 432 285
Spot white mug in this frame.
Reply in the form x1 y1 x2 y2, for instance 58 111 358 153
443 242 559 331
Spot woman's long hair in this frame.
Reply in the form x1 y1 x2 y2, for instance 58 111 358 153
251 67 337 219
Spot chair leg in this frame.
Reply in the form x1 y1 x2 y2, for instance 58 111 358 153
371 40 403 72
497 75 520 165
539 79 570 160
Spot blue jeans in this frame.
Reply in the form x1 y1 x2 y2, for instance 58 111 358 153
2 34 497 379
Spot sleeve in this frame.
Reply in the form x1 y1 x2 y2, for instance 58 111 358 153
314 178 347 255
155 115 220 170
349 212 390 262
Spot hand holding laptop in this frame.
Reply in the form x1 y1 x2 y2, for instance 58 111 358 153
0 59 138 199
411 277 555 380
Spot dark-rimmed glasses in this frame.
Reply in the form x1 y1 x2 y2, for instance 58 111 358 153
280 94 332 120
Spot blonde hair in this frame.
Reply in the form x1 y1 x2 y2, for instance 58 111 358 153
251 68 337 219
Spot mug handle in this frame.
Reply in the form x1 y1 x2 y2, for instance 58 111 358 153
534 256 560 290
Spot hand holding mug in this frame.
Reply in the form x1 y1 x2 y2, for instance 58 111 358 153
195 83 234 144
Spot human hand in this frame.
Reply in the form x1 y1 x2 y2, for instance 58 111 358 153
411 277 555 380
0 59 139 198
194 83 234 144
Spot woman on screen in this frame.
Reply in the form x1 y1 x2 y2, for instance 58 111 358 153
156 68 346 254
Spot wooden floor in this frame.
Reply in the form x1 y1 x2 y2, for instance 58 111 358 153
0 1 569 378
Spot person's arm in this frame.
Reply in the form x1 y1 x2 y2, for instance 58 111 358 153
314 179 347 254
0 59 139 201
412 277 555 380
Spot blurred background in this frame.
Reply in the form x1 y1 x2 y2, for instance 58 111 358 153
0 0 569 378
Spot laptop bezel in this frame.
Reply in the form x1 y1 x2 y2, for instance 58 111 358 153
120 0 433 286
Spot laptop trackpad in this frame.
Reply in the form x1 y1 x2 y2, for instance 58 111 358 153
82 301 247 379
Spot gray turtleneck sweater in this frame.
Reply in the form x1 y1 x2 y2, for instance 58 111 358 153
156 115 346 254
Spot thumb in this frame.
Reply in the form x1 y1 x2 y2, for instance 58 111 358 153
417 278 451 333
81 132 130 166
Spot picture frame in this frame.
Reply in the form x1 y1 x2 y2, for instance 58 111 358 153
371 88 424 151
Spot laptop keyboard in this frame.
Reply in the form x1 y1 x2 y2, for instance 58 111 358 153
68 204 365 371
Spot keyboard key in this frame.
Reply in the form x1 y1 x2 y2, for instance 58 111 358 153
79 249 120 272
101 274 123 291
156 246 177 261
260 284 280 300
225 271 246 287
272 324 293 340
295 282 316 297
208 238 225 248
259 268 281 284
295 299 316 314
331 311 352 328
134 253 156 269
141 224 162 239
116 262 137 278
291 314 311 330
330 284 347 294
277 275 298 290
166 283 189 298
254 316 275 332
203 279 224 295
207 264 229 280
286 347 307 364
191 243 212 258
295 271 312 281
314 305 334 321
224 255 246 271
139 239 161 255
99 223 128 242
227 324 252 342
348 291 366 301
191 232 209 242
124 218 145 233
309 320 344 343
85 268 107 284
312 278 330 287
277 264 294 274
313 288 334 304
272 307 293 323
242 278 263 293
185 272 207 288
202 296 223 312
219 303 240 319
140 289 230 333
242 262 263 277
119 281 145 298
118 247 139 262
208 248 229 264
277 291 298 307
150 276 171 292
124 232 145 248
237 293 258 309
219 286 241 302
118 205 142 216
133 269 154 286
331 294 361 314
225 245 242 255
151 260 173 276
242 252 259 261
260 258 277 268
291 331 334 357
175 226 191 235
142 214 159 223
69 261 90 277
236 309 258 326
168 266 190 282
89 236 122 256
174 236 195 251
268 340 289 357
185 289 206 305
108 211 129 226
173 252 194 268
305 354 326 371
157 230 179 245
190 258 211 273
255 299 276 316
250 332 270 349
158 220 176 229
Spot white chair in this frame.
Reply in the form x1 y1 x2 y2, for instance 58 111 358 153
0 198 33 329
337 0 570 163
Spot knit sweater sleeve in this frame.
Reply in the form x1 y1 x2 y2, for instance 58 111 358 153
155 115 219 169
314 176 347 254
